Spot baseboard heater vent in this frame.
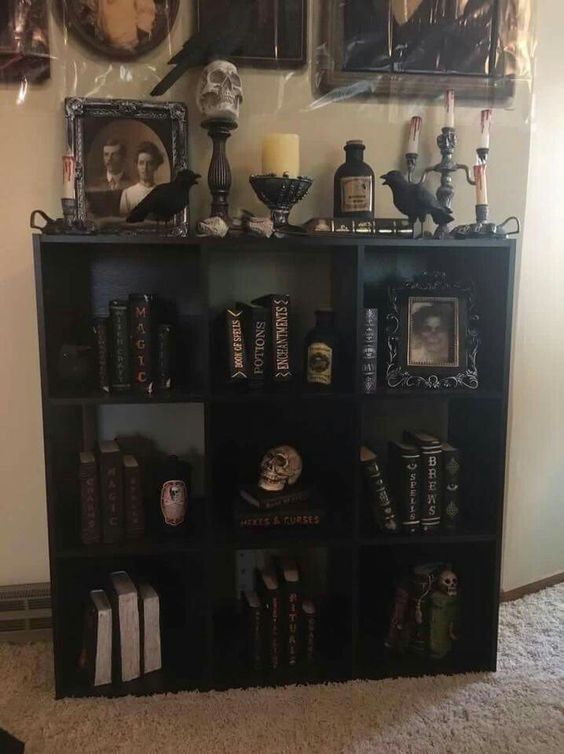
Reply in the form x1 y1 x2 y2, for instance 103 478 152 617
0 583 52 642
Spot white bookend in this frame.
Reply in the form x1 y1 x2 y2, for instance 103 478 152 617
89 590 112 687
138 582 162 675
110 571 140 682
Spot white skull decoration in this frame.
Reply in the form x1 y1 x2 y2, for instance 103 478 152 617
197 60 243 123
438 569 458 597
258 446 303 492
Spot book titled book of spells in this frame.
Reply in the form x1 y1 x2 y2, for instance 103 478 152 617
79 451 101 545
237 301 269 389
98 440 124 544
138 583 161 675
252 294 292 383
256 565 281 672
442 443 461 530
239 482 312 511
242 589 262 672
222 308 248 382
80 589 112 686
388 442 421 534
360 447 398 533
404 431 442 533
109 571 140 682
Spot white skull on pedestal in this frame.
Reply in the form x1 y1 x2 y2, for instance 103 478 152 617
197 60 243 123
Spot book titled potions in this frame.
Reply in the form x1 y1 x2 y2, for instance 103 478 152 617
333 140 375 220
305 309 336 389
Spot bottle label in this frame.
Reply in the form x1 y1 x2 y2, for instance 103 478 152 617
160 480 187 526
307 342 332 385
340 176 372 213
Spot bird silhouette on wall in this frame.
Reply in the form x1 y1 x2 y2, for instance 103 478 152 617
150 0 256 97
126 170 200 225
380 171 454 228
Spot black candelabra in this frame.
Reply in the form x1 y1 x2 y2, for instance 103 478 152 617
406 127 489 239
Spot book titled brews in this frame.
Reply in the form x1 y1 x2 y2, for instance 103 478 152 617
252 294 292 383
404 432 442 533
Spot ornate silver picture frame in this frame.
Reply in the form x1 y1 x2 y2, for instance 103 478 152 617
386 272 479 390
65 97 189 236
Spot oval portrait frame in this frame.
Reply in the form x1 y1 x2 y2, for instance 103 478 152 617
59 0 179 61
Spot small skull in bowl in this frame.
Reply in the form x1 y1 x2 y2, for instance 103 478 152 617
258 445 303 492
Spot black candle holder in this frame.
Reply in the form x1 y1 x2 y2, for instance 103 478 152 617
452 204 520 239
249 174 313 235
202 117 237 221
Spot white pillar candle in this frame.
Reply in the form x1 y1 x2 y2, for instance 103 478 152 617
407 116 422 154
262 133 300 177
480 109 493 149
62 152 75 200
445 89 455 129
474 163 488 204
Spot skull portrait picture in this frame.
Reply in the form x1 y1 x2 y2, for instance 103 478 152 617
258 445 303 492
197 60 244 123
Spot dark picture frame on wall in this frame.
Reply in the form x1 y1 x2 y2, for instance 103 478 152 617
386 272 480 390
58 0 179 61
196 0 307 69
317 0 529 102
65 97 189 236
0 0 50 84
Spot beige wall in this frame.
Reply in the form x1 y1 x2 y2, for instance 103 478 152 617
0 3 558 589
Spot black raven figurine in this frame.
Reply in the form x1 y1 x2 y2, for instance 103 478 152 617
126 170 200 224
380 171 454 227
150 0 256 96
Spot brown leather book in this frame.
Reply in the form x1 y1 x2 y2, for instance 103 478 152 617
99 441 124 544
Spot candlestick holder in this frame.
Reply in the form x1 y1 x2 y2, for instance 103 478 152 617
406 127 488 239
452 204 520 239
202 117 237 221
249 174 313 235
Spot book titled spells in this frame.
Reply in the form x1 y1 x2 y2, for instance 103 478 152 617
223 308 248 382
252 294 292 383
388 441 421 534
404 432 442 534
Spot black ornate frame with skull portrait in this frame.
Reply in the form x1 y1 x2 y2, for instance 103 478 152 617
65 97 189 235
58 0 179 60
386 272 480 390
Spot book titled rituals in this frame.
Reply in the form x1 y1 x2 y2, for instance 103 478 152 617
252 294 292 383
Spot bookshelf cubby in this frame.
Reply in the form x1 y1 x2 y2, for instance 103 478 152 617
33 234 515 698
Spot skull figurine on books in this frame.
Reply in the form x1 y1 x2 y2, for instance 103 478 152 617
197 60 243 123
258 445 303 492
437 569 458 597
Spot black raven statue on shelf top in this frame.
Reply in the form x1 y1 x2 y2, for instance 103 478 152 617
380 171 454 227
150 0 256 97
126 170 200 224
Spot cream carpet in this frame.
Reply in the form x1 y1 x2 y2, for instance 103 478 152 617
0 585 562 754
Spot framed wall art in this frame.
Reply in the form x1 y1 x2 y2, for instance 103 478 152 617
386 272 479 390
0 0 50 84
196 0 307 69
65 97 189 235
318 0 533 102
59 0 179 60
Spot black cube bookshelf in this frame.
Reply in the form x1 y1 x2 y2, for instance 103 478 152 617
33 234 515 698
